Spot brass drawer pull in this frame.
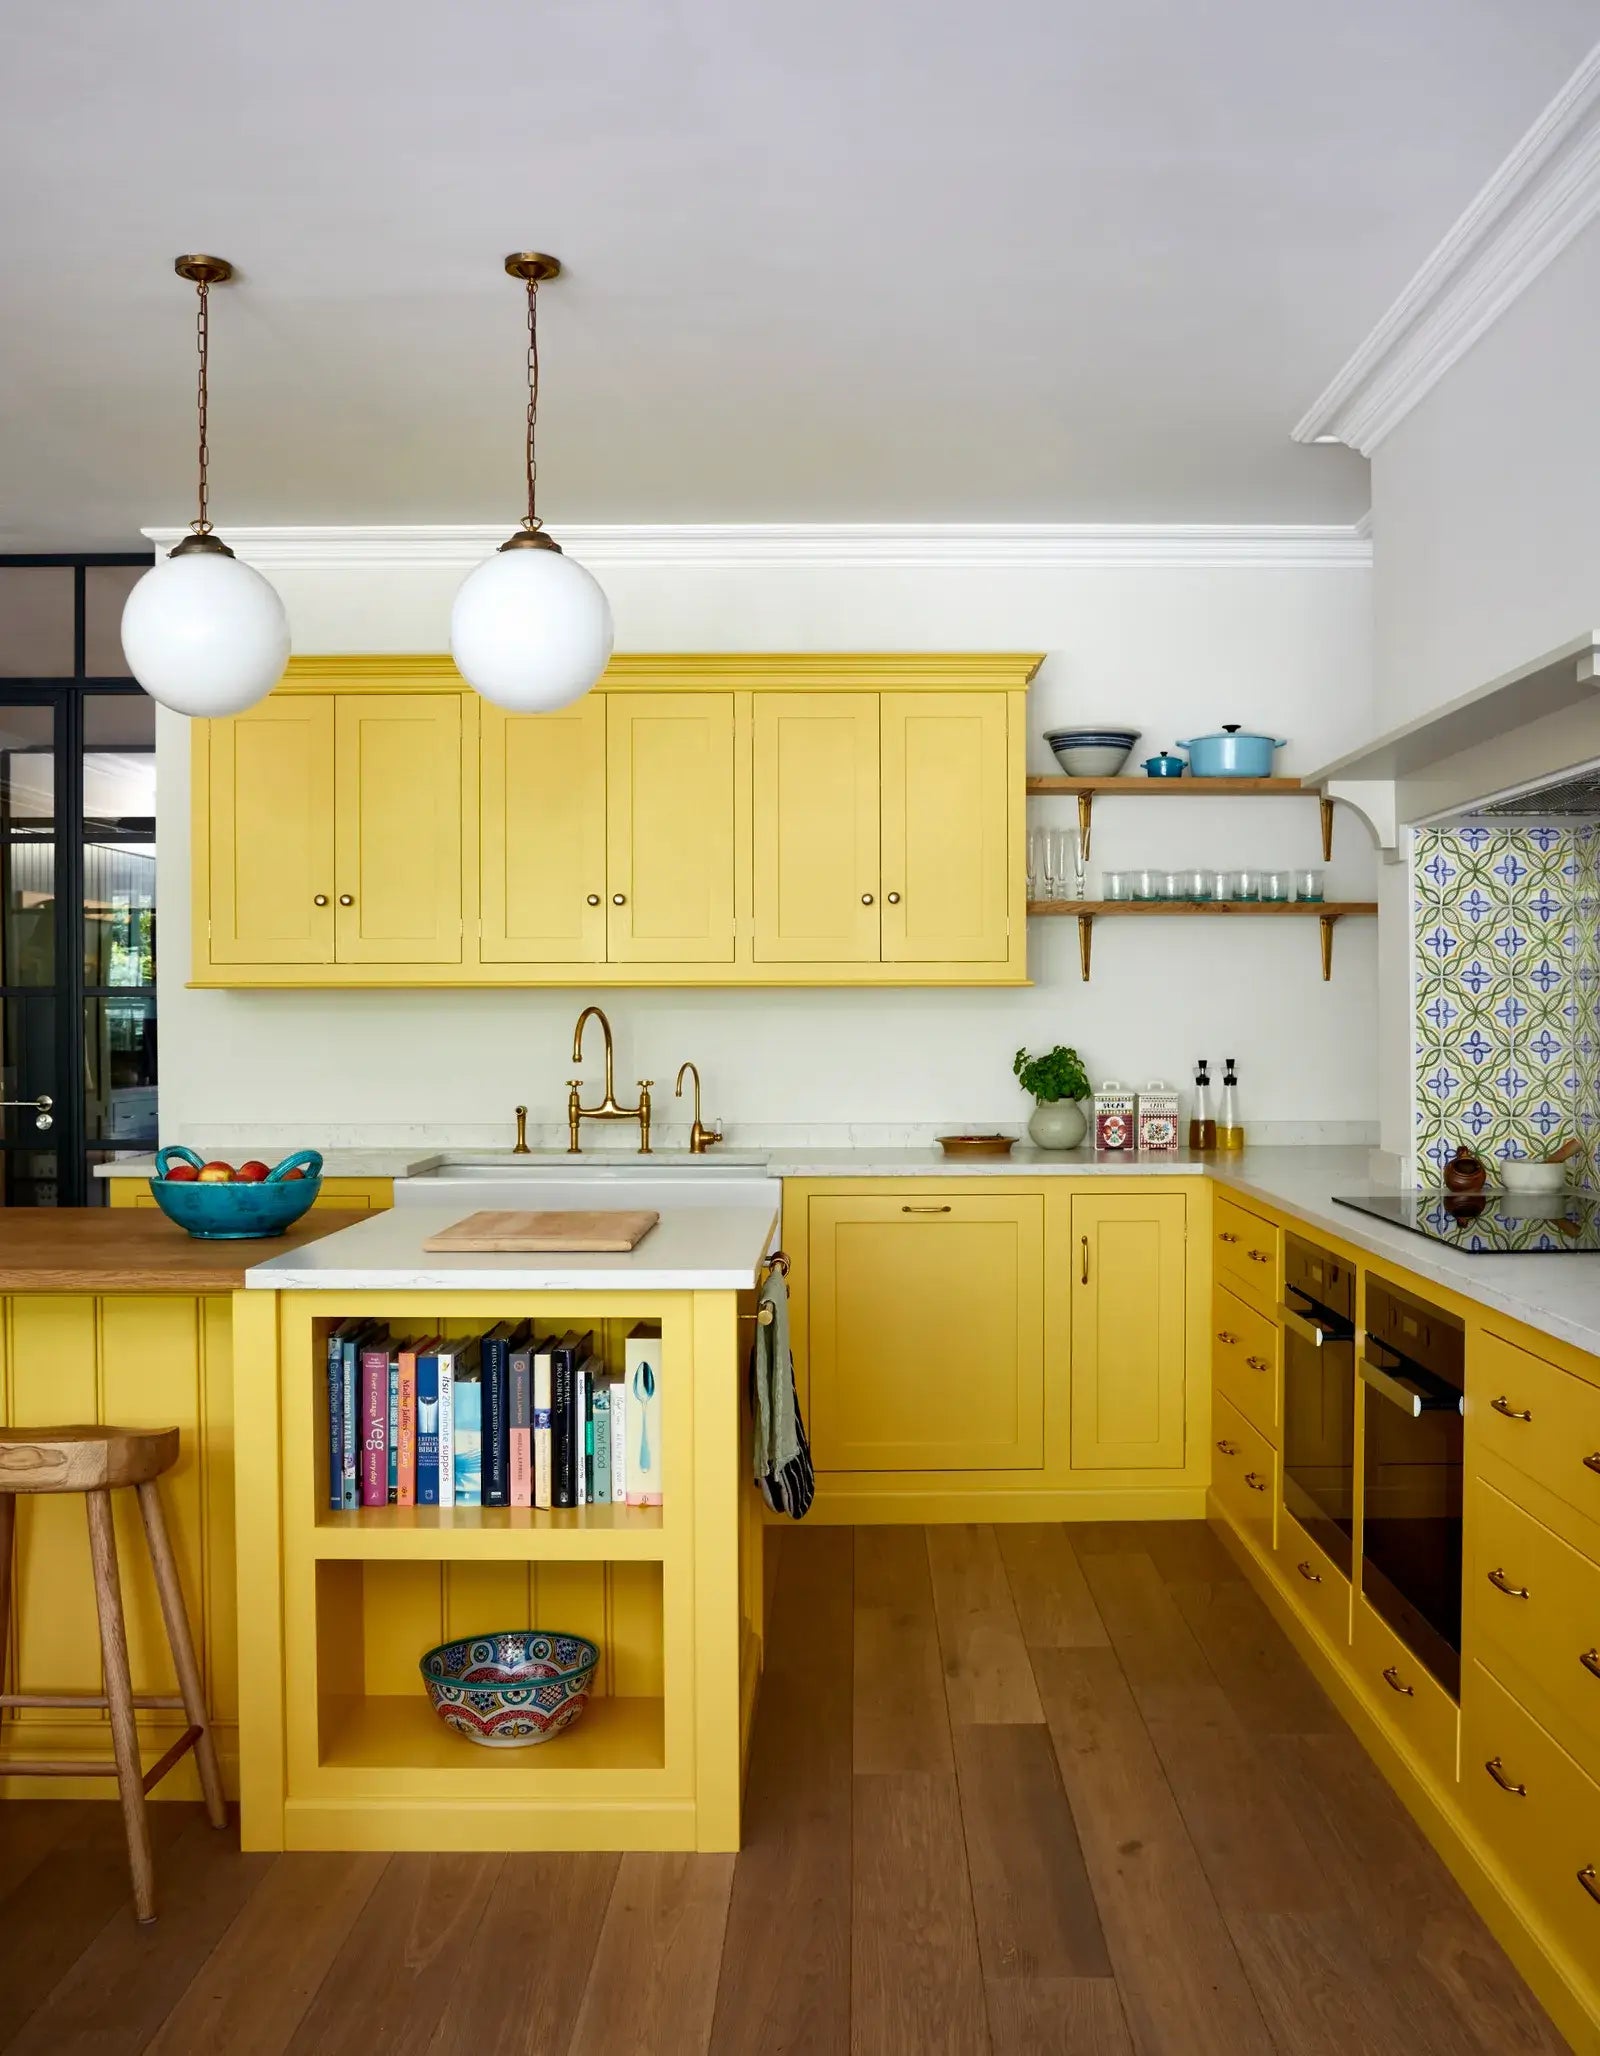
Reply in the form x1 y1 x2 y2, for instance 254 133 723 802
1216 1330 1239 1346
1246 1354 1271 1372
1216 1439 1240 1456
901 1204 951 1215
1248 1248 1272 1264
1081 1234 1090 1285
1245 1471 1269 1493
1580 1866 1600 1906
1296 1561 1322 1585
1219 1232 1240 1244
1581 1649 1600 1680
1381 1666 1414 1696
1490 1396 1532 1422
1487 1567 1531 1599
1484 1757 1527 1796
1585 1453 1600 1476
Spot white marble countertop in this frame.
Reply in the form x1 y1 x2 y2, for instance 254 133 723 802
95 1146 777 1179
243 1202 781 1293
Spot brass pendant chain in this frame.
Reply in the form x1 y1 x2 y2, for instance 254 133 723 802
192 276 213 536
522 275 542 535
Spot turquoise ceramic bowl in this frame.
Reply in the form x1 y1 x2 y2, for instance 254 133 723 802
148 1148 323 1239
420 1630 599 1748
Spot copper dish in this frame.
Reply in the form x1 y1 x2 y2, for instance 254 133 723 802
936 1134 1016 1158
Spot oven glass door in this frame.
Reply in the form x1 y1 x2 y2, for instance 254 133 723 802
1359 1342 1464 1697
1280 1294 1355 1577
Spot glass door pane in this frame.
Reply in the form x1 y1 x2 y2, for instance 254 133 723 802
83 695 157 1194
0 994 58 1204
1 704 55 987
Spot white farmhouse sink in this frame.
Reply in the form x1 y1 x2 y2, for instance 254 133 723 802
393 1156 780 1214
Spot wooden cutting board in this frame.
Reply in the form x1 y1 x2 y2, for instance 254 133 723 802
421 1209 660 1253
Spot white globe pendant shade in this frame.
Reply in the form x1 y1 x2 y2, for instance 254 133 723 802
121 546 290 718
451 543 613 712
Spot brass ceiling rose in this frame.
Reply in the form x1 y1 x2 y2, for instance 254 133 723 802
498 528 563 553
504 252 561 283
169 532 235 558
173 255 234 285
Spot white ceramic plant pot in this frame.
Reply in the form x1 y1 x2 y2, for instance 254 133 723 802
1028 1098 1087 1150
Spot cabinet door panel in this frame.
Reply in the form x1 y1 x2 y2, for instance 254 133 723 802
881 693 1009 962
1071 1192 1186 1469
206 697 335 964
807 1194 1044 1471
334 695 462 964
480 699 606 962
752 694 879 961
606 694 735 962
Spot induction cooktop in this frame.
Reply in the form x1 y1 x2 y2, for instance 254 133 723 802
1333 1190 1600 1254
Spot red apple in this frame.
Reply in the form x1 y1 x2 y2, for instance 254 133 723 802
236 1160 270 1183
281 1166 307 1180
163 1163 199 1183
197 1161 235 1183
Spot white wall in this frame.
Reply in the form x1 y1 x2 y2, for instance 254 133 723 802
156 546 1379 1149
1372 216 1600 726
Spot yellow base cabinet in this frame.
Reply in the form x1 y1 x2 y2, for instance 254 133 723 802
784 1176 1211 1522
190 653 1038 989
109 1177 394 1213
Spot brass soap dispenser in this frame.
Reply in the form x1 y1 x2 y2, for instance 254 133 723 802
1217 1057 1245 1152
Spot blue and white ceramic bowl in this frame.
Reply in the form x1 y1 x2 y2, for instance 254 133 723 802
1045 726 1141 777
420 1630 599 1748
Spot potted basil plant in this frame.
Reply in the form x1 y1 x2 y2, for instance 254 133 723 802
1013 1044 1091 1150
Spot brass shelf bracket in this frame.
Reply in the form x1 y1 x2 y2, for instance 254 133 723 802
1077 912 1094 982
1319 792 1334 862
1078 791 1094 864
1319 913 1335 981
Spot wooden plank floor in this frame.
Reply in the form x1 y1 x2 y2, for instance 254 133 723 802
0 1522 1574 2054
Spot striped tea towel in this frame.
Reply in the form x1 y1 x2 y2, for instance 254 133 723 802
750 1264 813 1519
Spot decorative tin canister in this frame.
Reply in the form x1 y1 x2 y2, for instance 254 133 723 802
1092 1081 1137 1151
1136 1081 1181 1153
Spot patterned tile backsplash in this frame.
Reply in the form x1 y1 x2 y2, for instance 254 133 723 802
1414 823 1600 1185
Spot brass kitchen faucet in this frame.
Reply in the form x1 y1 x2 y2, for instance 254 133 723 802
568 1006 651 1153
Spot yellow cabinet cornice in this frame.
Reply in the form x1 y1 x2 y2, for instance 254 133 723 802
262 651 1045 694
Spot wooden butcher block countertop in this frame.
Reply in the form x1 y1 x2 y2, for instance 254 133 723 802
0 1209 366 1292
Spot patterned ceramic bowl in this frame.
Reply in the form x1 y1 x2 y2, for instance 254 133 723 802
419 1630 599 1748
148 1148 323 1238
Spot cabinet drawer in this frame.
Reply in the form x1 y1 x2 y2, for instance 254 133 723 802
1277 1506 1351 1651
1214 1195 1280 1307
1212 1283 1280 1444
1474 1330 1600 1528
1211 1392 1276 1560
1470 1477 1600 1765
1351 1595 1459 1787
1461 1660 1600 1994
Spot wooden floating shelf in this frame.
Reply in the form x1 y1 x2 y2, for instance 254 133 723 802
1025 899 1378 982
311 1502 667 1562
1026 774 1336 860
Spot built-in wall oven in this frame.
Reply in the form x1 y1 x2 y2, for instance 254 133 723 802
1280 1237 1357 1578
1359 1279 1465 1698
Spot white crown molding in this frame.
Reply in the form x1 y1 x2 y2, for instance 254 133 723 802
1294 42 1600 454
142 520 1372 572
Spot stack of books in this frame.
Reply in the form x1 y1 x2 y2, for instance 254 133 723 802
324 1320 663 1512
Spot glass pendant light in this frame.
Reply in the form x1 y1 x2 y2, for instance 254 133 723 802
450 254 613 712
121 256 290 718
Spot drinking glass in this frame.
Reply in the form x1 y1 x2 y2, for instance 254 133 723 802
1027 827 1048 900
1043 829 1073 900
1132 866 1159 901
1069 830 1088 901
1181 868 1207 900
1261 868 1292 903
1159 869 1186 901
1231 869 1261 902
1205 869 1232 901
1103 870 1132 901
1293 868 1325 902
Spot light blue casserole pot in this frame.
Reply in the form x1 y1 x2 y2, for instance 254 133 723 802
1175 726 1287 777
148 1147 323 1238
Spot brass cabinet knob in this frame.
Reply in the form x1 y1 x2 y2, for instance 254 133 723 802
861 893 874 905
339 894 354 906
587 894 601 906
613 893 626 905
887 891 901 904
313 894 329 906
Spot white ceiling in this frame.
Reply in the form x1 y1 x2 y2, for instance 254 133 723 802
1 0 1594 547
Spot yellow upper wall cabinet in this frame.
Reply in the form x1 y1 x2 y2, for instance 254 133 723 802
606 693 736 964
334 696 463 964
805 1192 1046 1472
1071 1191 1187 1470
753 693 880 962
479 699 607 963
881 692 1010 963
190 653 1040 987
205 697 336 964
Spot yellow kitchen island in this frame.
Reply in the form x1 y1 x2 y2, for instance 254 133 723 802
229 1204 775 1855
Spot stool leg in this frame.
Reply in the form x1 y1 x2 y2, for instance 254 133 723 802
137 1479 226 1829
0 1493 14 1695
86 1488 156 1923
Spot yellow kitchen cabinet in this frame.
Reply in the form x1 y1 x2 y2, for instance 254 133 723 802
479 698 607 964
752 693 880 962
880 692 1011 963
1070 1191 1187 1470
203 695 336 965
605 693 736 964
334 695 463 964
109 1177 395 1212
805 1192 1045 1472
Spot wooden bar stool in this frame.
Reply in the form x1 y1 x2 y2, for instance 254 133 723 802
0 1425 227 1922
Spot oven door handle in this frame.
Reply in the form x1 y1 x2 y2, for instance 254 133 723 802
1360 1353 1464 1418
1280 1301 1353 1349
